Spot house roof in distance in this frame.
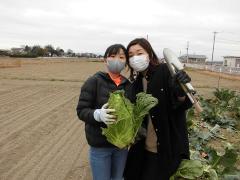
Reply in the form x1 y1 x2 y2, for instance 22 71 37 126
223 56 240 58
180 54 207 59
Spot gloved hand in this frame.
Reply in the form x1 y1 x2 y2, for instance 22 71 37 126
93 103 116 125
172 70 191 97
174 70 191 84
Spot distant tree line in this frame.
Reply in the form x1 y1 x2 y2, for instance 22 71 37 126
0 45 103 58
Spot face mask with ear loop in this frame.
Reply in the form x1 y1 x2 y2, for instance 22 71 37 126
106 59 126 74
129 55 149 72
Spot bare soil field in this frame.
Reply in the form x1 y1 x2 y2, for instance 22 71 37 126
0 57 239 180
0 57 21 68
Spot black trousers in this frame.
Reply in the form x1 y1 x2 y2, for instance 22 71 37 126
140 150 161 180
124 140 173 180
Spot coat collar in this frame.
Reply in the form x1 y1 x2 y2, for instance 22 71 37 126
137 64 159 81
95 71 129 85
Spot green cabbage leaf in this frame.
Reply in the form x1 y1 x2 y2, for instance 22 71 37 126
102 90 158 148
170 159 204 180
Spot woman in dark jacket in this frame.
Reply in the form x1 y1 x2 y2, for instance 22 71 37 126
76 44 132 180
124 38 192 180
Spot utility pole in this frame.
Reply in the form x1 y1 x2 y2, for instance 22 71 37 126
186 41 189 63
211 31 218 65
146 34 148 40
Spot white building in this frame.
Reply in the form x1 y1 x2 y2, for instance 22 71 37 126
223 56 240 68
179 54 207 64
11 48 24 54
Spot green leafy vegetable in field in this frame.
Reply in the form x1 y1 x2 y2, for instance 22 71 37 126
170 159 204 180
175 88 240 180
200 88 240 128
207 145 238 177
171 146 239 180
102 90 158 148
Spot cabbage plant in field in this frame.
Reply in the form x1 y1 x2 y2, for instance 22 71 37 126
102 90 158 149
172 88 240 180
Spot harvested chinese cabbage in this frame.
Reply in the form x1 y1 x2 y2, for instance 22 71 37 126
102 90 158 148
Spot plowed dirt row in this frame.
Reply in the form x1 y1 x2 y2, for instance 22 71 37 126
0 80 92 179
0 58 98 180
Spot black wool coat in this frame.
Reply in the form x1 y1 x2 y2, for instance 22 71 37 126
76 71 132 147
124 63 192 180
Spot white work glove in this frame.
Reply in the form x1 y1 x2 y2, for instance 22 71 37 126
93 103 116 125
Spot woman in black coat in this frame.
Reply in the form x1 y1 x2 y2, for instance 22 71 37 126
124 38 192 180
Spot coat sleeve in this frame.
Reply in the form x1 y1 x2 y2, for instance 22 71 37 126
164 64 193 111
76 76 99 125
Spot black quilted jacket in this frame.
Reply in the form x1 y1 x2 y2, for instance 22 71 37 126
76 71 132 147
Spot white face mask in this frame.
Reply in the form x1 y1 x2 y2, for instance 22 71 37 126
129 55 149 72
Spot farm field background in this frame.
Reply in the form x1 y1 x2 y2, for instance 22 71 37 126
0 57 240 180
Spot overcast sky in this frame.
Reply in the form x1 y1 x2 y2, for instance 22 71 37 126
1 0 240 61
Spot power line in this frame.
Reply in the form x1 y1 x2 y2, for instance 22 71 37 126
220 38 240 43
217 38 240 44
222 49 240 52
217 42 240 46
221 31 240 36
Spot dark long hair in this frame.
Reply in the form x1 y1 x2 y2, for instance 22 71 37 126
126 38 159 80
